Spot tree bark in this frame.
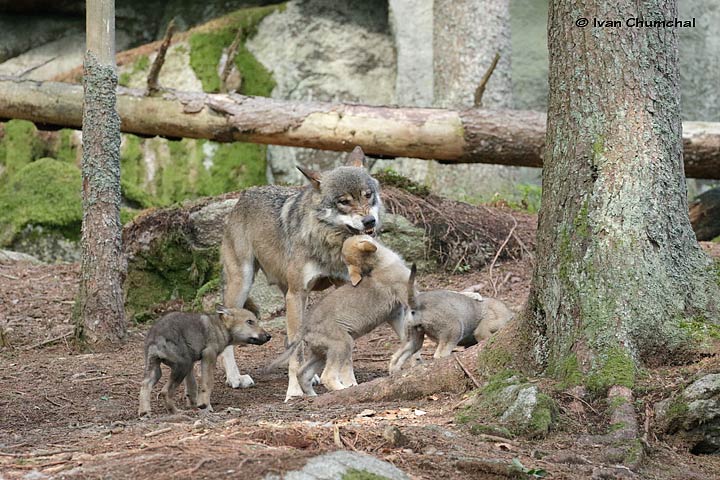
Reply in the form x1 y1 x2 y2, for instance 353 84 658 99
523 0 719 383
1 77 720 179
75 0 126 344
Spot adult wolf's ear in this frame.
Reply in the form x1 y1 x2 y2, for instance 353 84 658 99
297 165 322 190
346 146 366 168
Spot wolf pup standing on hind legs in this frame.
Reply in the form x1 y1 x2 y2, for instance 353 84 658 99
220 146 384 398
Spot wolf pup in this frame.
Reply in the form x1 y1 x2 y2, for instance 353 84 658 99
138 306 271 417
268 235 414 399
220 146 383 398
388 288 513 373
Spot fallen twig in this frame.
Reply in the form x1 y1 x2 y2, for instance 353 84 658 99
488 214 518 296
219 27 243 93
561 391 600 416
453 353 481 389
144 427 173 438
24 330 72 350
146 19 176 95
474 52 501 107
0 272 20 280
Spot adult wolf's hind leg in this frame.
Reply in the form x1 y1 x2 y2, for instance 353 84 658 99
220 235 256 388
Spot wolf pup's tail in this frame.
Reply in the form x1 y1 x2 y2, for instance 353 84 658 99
264 340 302 373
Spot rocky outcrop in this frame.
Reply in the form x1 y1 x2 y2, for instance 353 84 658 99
247 0 396 184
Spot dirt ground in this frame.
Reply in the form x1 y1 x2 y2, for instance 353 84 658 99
1 245 719 479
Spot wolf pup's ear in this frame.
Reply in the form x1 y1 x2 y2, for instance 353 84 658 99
356 239 378 253
348 265 363 286
216 304 230 317
346 146 366 168
297 165 322 190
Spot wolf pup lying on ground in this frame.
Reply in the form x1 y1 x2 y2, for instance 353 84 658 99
220 146 384 398
267 235 414 399
138 306 271 417
388 288 513 373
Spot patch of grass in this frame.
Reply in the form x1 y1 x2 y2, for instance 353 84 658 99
342 469 390 480
375 169 431 196
1 120 43 177
118 54 150 87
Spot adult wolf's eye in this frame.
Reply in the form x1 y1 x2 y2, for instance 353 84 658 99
246 319 255 325
338 198 351 206
364 192 373 199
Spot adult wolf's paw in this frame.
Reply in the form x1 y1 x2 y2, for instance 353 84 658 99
226 374 255 389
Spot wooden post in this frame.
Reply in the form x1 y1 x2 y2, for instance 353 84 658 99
75 0 126 344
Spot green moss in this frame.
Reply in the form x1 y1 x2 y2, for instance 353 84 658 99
341 469 390 480
548 353 582 388
528 393 555 437
120 207 142 225
189 4 281 94
573 199 590 239
608 422 627 432
375 169 431 197
55 129 79 164
678 316 720 341
468 424 513 438
1 120 44 177
193 277 221 309
477 340 514 374
199 142 267 196
586 346 636 394
124 231 221 321
0 158 82 246
119 54 150 87
664 396 689 431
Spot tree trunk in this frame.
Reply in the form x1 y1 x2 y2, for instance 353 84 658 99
1 77 720 179
522 0 719 388
75 0 126 344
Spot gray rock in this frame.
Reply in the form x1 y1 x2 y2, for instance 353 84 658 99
0 249 42 265
500 385 538 424
378 213 433 271
247 0 396 184
10 225 80 263
189 198 238 248
664 373 720 454
264 450 408 480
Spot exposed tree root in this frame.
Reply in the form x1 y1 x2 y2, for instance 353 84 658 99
580 386 645 471
312 346 479 406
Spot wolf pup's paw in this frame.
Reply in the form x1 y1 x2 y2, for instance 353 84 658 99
226 373 255 389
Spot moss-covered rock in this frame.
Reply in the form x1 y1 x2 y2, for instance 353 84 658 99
457 371 557 439
0 157 82 248
0 120 45 178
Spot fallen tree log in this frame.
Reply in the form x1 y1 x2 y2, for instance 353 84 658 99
690 187 720 241
1 76 719 179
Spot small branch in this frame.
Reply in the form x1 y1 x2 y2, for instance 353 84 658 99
219 28 243 94
488 214 518 296
454 353 481 389
144 427 173 438
474 52 501 107
146 19 176 96
24 330 73 350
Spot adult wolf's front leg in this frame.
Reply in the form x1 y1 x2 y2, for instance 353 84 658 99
284 289 307 401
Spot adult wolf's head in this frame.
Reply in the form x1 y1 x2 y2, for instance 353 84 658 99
297 146 382 237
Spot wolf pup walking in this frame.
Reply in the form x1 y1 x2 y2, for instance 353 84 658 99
220 147 382 398
138 306 271 417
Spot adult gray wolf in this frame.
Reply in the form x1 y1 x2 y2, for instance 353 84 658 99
388 288 513 373
138 306 271 417
267 235 414 399
220 147 382 398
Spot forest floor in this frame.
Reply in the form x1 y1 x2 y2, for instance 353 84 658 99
1 243 719 479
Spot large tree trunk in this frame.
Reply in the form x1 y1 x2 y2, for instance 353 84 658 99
522 0 718 387
74 0 126 344
1 77 720 179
